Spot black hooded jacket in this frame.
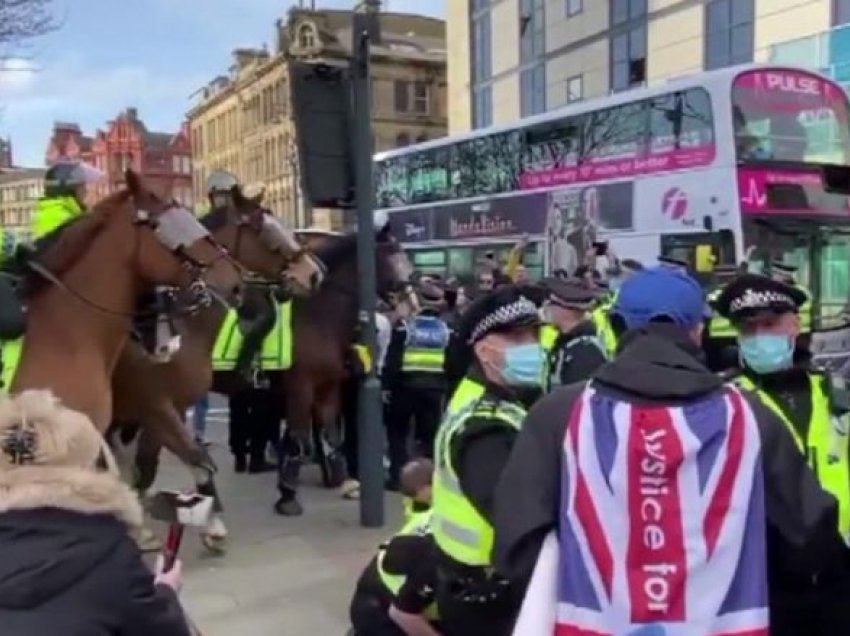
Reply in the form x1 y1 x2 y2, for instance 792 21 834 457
0 490 190 636
492 324 849 632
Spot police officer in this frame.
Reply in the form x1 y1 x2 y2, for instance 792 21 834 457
0 227 25 342
34 160 104 239
205 171 279 381
493 267 850 636
715 273 850 634
349 460 439 636
430 285 543 636
383 281 451 490
704 263 746 372
539 277 606 391
589 259 643 357
768 260 812 333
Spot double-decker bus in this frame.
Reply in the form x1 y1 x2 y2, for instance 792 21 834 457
375 63 850 328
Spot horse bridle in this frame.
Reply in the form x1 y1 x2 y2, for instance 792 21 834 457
229 207 326 281
29 203 237 317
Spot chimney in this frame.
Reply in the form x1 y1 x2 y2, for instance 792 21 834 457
126 107 138 120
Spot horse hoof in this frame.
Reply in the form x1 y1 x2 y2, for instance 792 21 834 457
201 533 228 555
274 497 303 516
136 527 162 553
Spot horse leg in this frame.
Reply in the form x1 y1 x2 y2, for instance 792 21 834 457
313 382 346 490
105 420 163 552
148 402 228 554
274 378 312 517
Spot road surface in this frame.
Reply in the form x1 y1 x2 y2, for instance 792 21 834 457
152 406 403 636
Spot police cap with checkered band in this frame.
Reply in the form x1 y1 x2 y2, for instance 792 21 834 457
459 285 541 345
715 273 808 322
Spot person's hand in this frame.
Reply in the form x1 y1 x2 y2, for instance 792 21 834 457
154 555 184 592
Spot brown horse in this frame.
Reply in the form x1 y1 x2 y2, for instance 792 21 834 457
9 169 245 432
109 185 325 550
270 227 416 516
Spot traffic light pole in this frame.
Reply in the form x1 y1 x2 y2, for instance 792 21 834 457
351 24 384 528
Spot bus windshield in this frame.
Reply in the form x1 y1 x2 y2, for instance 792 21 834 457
733 68 850 165
744 218 850 327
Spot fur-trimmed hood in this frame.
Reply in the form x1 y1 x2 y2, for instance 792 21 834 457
0 466 142 529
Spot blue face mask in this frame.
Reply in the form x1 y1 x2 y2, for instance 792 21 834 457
738 333 794 374
502 343 544 386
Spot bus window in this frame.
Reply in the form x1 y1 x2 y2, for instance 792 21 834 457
411 249 447 278
660 229 736 286
649 88 714 156
732 69 850 165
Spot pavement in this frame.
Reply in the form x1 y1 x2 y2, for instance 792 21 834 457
151 407 403 636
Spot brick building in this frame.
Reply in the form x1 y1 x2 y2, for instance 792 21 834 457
44 109 193 207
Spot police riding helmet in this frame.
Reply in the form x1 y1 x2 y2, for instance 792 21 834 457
206 170 240 209
44 160 104 200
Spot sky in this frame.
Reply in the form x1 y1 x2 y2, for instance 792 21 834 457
0 0 445 167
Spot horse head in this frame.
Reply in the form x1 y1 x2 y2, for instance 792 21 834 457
375 222 418 318
123 169 245 306
201 183 323 295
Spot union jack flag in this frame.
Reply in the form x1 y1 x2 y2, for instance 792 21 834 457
555 386 769 636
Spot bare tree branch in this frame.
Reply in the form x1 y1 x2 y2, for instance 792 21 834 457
0 0 57 50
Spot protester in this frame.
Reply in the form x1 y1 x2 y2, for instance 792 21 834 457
0 390 191 636
349 459 439 636
492 266 848 636
430 285 543 636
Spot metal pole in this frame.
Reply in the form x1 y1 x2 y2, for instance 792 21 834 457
351 22 384 528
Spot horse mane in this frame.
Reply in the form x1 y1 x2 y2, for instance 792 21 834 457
22 191 128 297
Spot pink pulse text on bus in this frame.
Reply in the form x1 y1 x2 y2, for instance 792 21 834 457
518 145 716 190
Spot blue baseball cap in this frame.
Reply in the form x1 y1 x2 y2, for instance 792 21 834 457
612 266 707 329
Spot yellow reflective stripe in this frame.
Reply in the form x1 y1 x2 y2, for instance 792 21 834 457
0 337 23 390
447 378 485 413
433 515 481 548
402 348 445 372
737 376 805 451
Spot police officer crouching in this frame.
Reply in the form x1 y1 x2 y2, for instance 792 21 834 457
539 277 606 391
383 281 451 490
431 285 543 636
715 273 850 634
349 459 439 636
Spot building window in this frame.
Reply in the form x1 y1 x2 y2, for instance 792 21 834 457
396 132 410 147
394 81 430 114
519 0 545 64
566 0 582 17
612 0 646 26
471 9 492 84
297 23 317 49
473 85 493 128
612 24 647 91
567 75 583 103
705 0 754 70
835 0 850 26
521 63 546 116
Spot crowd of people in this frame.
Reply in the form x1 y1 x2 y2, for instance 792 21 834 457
1 159 849 635
345 248 850 636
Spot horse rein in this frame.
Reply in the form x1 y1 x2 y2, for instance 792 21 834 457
27 205 235 318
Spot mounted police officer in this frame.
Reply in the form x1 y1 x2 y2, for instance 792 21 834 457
1 160 104 375
430 285 543 636
33 160 104 239
383 280 451 490
206 171 279 382
538 277 606 391
715 273 850 634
